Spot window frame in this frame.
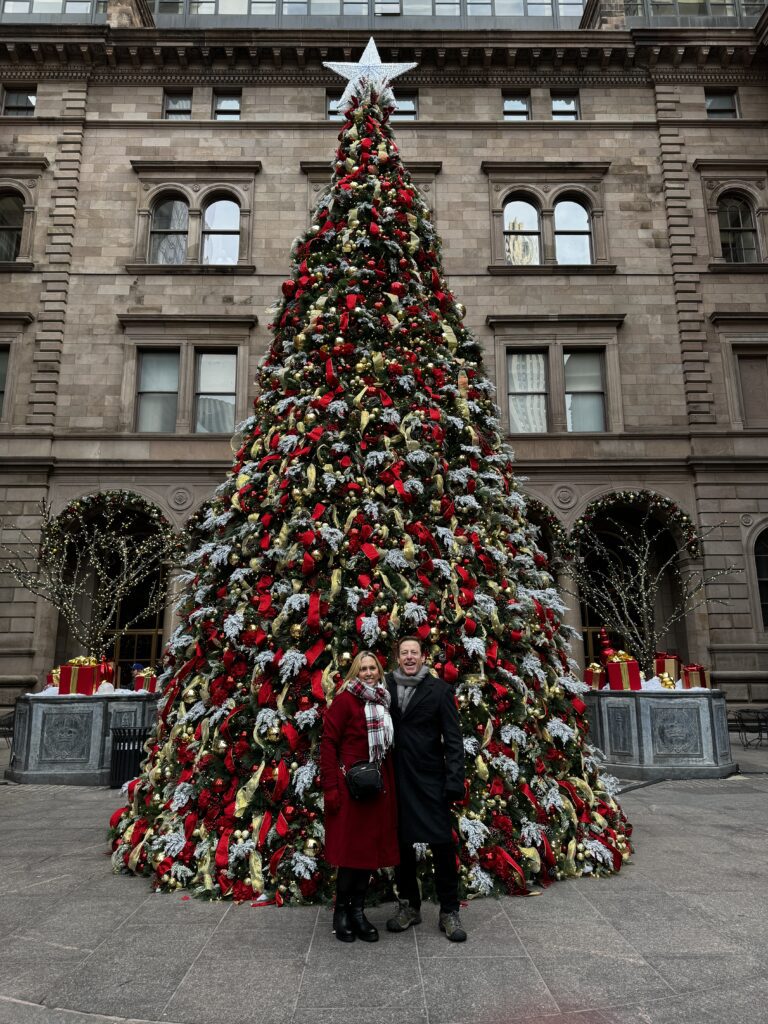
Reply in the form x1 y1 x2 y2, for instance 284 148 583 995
0 312 32 426
694 161 768 272
712 316 768 431
200 194 242 266
506 348 550 433
162 90 193 121
482 162 612 274
502 194 542 266
0 156 48 272
716 191 760 265
704 88 739 120
754 526 768 632
502 92 531 122
193 348 239 435
147 193 191 266
212 89 242 121
118 315 255 436
563 348 607 433
128 160 261 275
1 86 36 118
488 313 625 436
553 195 594 266
135 347 181 433
551 91 580 121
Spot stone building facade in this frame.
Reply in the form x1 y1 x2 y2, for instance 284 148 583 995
0 0 767 705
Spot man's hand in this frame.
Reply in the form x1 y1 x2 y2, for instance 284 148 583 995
325 787 342 814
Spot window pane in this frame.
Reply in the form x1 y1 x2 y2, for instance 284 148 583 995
552 95 578 119
503 95 529 120
3 89 36 115
706 91 737 118
392 96 417 120
564 351 602 391
203 232 239 264
505 233 540 266
198 351 236 392
509 394 547 433
219 0 248 10
0 194 23 260
153 199 188 231
566 392 605 432
164 93 192 119
738 355 768 426
555 200 589 232
0 348 8 415
149 233 188 265
508 351 546 393
139 351 179 392
203 199 239 231
137 393 178 433
555 233 591 264
504 199 538 232
196 394 236 433
495 0 524 10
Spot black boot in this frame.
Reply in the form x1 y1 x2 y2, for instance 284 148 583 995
350 872 379 943
333 869 356 943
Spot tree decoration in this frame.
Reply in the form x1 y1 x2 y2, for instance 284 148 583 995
108 56 632 905
1 491 180 659
566 491 701 559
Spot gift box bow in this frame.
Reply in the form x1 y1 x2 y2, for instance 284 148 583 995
608 651 633 663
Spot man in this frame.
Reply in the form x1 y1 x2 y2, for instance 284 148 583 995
385 635 467 942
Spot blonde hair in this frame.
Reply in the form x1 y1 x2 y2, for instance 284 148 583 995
343 650 385 687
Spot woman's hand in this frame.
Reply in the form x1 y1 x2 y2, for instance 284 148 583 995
325 787 342 814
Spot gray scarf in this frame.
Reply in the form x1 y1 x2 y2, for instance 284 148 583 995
392 665 430 712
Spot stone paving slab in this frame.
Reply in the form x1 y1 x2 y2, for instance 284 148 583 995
0 770 767 1024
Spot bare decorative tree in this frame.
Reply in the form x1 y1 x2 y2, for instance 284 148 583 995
0 492 181 660
552 492 738 675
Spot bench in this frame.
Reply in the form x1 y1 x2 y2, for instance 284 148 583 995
0 710 14 747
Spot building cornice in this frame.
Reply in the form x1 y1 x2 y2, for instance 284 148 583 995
300 159 442 175
130 159 262 174
709 310 768 326
0 311 35 324
117 313 258 327
487 312 626 328
481 160 610 175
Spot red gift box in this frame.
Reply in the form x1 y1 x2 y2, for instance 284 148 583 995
58 658 99 695
584 663 606 690
606 653 642 691
653 652 680 682
682 664 711 689
134 669 158 693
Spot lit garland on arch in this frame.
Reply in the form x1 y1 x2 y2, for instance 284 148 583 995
567 490 701 559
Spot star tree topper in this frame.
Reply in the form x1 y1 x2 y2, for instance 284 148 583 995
323 37 417 110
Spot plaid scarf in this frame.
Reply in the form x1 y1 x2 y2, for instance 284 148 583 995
345 679 394 765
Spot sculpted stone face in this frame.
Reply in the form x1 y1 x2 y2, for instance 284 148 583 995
397 640 425 676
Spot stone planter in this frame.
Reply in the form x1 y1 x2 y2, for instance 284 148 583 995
585 688 737 781
5 691 159 786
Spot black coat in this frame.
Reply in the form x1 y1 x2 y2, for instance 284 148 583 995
385 670 466 845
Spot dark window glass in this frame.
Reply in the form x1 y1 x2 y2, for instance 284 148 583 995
552 93 579 121
149 197 189 265
0 347 8 418
507 351 547 432
195 351 237 433
0 193 24 262
213 91 241 121
136 350 179 433
554 199 592 264
503 198 541 265
202 198 240 264
718 194 759 264
705 90 738 119
756 529 768 629
503 94 530 121
163 92 192 120
564 350 605 432
2 88 36 117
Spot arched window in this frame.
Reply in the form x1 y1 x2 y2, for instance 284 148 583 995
503 197 541 266
718 193 759 264
554 198 592 265
0 192 24 262
756 529 768 629
201 197 240 265
148 195 189 265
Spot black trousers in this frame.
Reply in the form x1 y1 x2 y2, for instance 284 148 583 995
395 840 459 914
336 866 369 903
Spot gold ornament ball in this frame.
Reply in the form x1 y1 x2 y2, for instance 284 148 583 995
266 725 281 743
290 624 302 639
278 884 287 893
304 838 320 856
340 651 352 664
291 761 299 771
245 876 252 886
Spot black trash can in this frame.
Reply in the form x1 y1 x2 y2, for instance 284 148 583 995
110 727 151 788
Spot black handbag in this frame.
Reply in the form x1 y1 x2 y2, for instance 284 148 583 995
342 761 383 801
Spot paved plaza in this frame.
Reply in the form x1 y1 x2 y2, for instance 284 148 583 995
1 744 767 1024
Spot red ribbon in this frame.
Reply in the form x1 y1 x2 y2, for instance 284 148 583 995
215 829 233 870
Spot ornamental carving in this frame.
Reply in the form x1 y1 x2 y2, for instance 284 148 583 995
39 711 91 762
170 486 193 511
553 486 576 510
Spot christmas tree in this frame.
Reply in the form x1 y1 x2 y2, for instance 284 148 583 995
110 40 632 904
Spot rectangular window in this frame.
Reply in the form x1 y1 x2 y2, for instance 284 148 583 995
503 93 531 121
163 91 192 121
705 89 739 120
375 0 401 10
507 350 548 433
195 350 237 434
0 347 8 418
136 350 179 433
737 353 768 426
551 92 579 121
2 87 36 117
564 350 606 432
213 90 242 121
250 0 277 10
327 90 417 121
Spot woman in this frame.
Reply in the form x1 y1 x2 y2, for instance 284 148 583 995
320 650 398 942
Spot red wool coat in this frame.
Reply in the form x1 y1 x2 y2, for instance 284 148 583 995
319 689 399 870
